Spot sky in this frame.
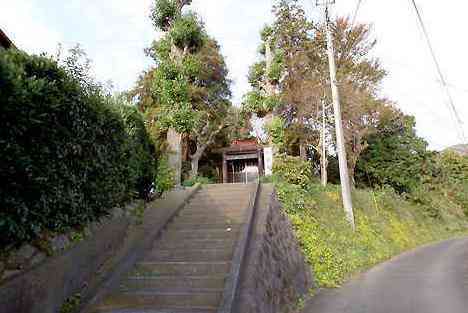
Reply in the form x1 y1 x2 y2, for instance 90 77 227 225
1 0 467 150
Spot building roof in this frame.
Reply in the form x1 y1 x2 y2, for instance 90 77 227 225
0 29 15 49
220 139 261 154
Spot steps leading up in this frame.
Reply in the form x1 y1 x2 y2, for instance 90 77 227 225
87 183 257 313
120 275 227 291
131 262 232 277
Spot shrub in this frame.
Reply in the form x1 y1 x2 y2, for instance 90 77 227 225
155 157 175 193
437 151 468 184
0 50 156 249
114 99 157 199
273 154 313 188
183 176 213 187
355 116 434 194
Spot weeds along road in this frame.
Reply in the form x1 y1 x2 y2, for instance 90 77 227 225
303 237 468 313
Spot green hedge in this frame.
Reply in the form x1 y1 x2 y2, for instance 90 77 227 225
273 154 313 188
0 49 156 249
116 102 157 199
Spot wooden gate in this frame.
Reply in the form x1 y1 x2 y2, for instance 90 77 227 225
228 159 259 184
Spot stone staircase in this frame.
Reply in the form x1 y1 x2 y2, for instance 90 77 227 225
87 183 257 313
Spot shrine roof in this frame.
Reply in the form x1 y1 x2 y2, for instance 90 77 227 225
219 139 262 154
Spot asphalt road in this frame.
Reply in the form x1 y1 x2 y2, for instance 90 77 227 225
303 237 468 313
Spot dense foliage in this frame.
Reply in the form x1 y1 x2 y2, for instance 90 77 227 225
274 171 468 287
170 13 205 51
154 156 175 193
114 97 157 199
150 0 180 31
273 154 313 188
356 115 434 193
0 49 156 248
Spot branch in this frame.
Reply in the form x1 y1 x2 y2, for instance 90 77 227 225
190 121 225 160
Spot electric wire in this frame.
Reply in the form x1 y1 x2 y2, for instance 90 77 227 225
351 0 364 26
409 0 466 143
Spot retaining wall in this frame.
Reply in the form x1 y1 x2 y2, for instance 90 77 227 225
234 184 314 313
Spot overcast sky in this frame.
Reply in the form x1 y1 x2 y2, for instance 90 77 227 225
1 0 467 150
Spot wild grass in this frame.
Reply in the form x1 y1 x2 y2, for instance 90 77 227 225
275 180 468 288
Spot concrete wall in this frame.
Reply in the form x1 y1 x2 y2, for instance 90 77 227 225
0 186 200 313
234 184 314 313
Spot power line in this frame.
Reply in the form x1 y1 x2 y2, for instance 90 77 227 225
409 0 466 143
351 0 364 26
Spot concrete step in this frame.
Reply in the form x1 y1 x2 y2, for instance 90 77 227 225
179 209 246 217
156 239 236 250
173 215 245 224
91 308 216 313
177 213 246 221
120 275 226 291
186 199 248 207
87 183 258 313
145 249 233 262
181 206 247 213
167 223 241 232
168 222 242 230
200 184 252 191
162 229 239 241
191 195 250 202
130 262 231 277
94 291 221 311
195 188 251 194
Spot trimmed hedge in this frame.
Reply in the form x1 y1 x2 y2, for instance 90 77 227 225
116 102 157 199
0 49 156 248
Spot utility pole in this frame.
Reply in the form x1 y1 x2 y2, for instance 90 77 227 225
320 98 328 187
316 0 355 229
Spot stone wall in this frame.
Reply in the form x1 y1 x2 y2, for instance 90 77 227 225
234 184 314 313
0 185 200 313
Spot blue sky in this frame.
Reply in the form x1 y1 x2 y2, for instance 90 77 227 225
1 0 467 150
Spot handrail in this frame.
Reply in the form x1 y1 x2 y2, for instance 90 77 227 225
218 181 261 313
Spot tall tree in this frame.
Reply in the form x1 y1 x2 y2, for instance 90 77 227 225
149 0 202 185
187 38 232 178
273 3 390 183
356 112 434 193
321 18 387 181
134 0 232 182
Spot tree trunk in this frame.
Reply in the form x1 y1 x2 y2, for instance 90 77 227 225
190 156 200 179
190 147 206 179
167 128 182 187
299 143 307 160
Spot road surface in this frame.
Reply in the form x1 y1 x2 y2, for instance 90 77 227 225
303 237 468 313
